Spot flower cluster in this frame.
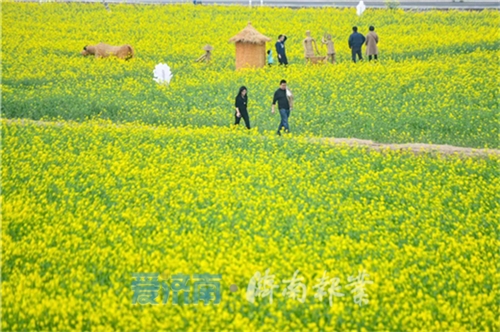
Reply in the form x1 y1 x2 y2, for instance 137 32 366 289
2 120 498 330
1 3 498 147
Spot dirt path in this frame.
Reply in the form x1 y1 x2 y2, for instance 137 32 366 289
308 137 499 157
3 118 499 157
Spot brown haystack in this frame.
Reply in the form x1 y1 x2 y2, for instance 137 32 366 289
229 22 271 44
81 43 134 60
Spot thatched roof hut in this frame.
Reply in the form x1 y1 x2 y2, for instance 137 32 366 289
229 22 271 70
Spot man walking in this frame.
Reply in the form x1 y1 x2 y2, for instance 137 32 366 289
366 26 379 61
272 79 293 135
348 26 365 63
275 35 288 66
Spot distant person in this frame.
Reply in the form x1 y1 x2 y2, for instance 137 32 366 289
348 26 365 63
267 49 274 66
321 33 336 64
234 86 250 129
275 34 288 66
366 26 379 61
272 79 293 135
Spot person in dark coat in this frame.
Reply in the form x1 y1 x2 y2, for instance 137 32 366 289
272 79 293 135
348 26 366 63
275 35 288 66
234 86 250 129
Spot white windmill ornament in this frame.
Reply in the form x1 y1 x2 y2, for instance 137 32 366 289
356 1 366 16
153 63 173 85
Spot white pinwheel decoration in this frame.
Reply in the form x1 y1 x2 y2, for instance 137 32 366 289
356 1 366 16
153 63 173 85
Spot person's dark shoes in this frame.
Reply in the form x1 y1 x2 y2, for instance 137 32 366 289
277 130 281 136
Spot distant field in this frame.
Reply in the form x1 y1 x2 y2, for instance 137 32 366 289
2 3 499 147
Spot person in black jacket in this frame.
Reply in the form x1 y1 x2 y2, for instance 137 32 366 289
272 79 292 135
275 35 288 66
348 26 366 63
234 86 250 129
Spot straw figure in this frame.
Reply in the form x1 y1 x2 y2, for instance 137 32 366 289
196 45 213 63
321 33 336 64
229 22 272 70
81 43 134 60
303 30 319 61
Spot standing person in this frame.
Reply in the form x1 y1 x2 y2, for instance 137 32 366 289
348 26 365 63
272 80 293 135
275 35 288 66
234 86 250 129
366 26 379 61
321 33 336 64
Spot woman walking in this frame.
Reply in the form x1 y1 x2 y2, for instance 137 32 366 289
366 26 379 61
234 86 251 129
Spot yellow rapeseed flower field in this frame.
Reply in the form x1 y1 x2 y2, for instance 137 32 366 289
1 2 499 331
2 120 499 330
2 3 499 147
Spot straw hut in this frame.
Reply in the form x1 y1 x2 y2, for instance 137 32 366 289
229 22 271 70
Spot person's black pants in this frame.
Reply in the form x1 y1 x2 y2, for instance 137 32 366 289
235 110 250 129
351 48 363 63
368 54 378 61
278 54 288 65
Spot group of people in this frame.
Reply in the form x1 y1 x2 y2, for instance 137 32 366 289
234 80 293 136
233 26 380 134
349 26 379 62
267 26 379 65
268 34 289 66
